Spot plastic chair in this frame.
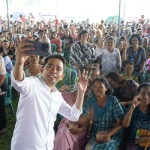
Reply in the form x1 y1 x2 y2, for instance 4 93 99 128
133 72 145 84
144 73 150 82
12 60 16 66
61 40 70 62
56 67 78 89
4 73 15 116
51 43 57 54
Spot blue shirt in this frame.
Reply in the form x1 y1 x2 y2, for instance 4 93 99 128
4 56 13 74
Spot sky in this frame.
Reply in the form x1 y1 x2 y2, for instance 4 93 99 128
0 0 150 23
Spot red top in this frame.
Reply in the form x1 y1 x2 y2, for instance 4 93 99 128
51 39 62 52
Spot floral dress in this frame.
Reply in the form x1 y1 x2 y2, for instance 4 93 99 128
83 95 124 150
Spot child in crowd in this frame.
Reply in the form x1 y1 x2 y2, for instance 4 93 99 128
121 62 139 83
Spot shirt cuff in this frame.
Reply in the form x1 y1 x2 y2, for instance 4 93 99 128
11 70 26 86
71 104 82 120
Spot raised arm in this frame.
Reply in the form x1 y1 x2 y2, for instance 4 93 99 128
75 69 88 111
14 39 35 81
123 96 141 127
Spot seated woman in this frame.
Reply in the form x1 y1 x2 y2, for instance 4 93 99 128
53 79 92 150
61 29 74 51
0 47 13 74
122 33 146 73
2 40 14 60
78 77 124 150
24 55 43 77
121 62 139 83
101 36 121 74
51 31 62 53
106 72 138 106
123 83 150 150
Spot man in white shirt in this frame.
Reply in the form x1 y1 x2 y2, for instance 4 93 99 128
11 38 88 150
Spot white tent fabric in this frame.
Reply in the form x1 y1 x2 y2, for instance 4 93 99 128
0 0 150 22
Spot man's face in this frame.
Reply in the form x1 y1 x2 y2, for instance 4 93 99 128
41 58 65 88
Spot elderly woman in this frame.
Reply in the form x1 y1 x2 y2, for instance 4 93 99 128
24 55 43 77
2 40 14 60
101 36 121 74
122 34 146 73
0 56 7 135
77 77 124 150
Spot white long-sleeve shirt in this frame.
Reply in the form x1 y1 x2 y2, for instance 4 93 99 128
11 72 82 150
101 47 121 74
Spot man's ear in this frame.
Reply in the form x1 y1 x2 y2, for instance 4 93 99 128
60 73 65 81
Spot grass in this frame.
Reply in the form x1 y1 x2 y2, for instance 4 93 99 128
0 91 62 150
0 95 18 150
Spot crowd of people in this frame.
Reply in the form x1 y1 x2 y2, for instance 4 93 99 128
0 13 150 150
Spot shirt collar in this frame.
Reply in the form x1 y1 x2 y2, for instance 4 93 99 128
39 77 58 92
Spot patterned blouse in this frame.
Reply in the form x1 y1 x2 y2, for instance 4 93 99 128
127 105 150 144
70 42 95 68
126 46 146 72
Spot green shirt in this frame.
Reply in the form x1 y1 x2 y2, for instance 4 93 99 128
121 74 139 83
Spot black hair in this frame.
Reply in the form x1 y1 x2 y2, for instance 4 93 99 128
101 20 104 23
106 72 123 85
92 77 113 95
106 36 115 42
119 36 126 41
78 30 88 39
3 40 9 43
43 54 66 70
0 47 8 57
89 67 100 75
137 83 150 114
125 62 134 67
129 33 142 45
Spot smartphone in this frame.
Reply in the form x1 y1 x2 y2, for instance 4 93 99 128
25 40 49 56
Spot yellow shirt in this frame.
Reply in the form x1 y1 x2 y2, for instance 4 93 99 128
121 74 139 83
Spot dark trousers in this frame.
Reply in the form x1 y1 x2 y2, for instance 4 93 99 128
125 142 145 150
0 94 6 130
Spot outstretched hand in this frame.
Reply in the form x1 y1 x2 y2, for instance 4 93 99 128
77 69 88 93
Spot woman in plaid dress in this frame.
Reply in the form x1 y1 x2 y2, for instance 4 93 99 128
81 77 124 150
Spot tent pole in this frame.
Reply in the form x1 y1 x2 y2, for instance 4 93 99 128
118 0 121 39
6 0 10 33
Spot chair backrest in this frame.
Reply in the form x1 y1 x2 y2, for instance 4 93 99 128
56 67 78 89
64 67 78 86
61 40 66 52
12 60 16 66
4 73 12 100
51 43 56 54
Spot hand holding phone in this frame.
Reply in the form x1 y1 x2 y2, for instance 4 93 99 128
25 40 49 56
